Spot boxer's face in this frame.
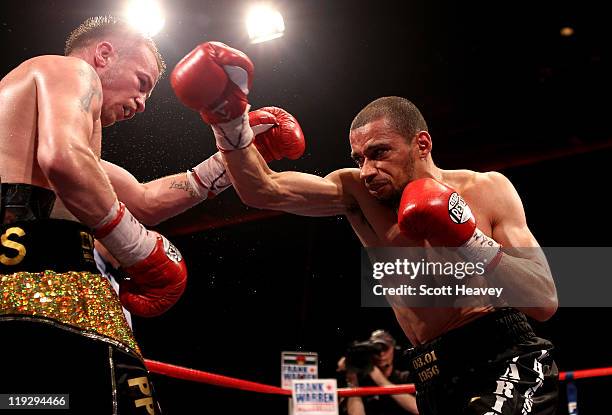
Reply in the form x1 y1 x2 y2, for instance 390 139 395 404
350 117 414 201
98 42 160 127
373 347 394 378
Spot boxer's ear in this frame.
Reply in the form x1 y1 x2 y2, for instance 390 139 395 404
93 41 114 68
415 131 432 159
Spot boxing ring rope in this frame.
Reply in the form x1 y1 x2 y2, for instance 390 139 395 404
559 367 612 381
145 360 291 396
144 359 609 397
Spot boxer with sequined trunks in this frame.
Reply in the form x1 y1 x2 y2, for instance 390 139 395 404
0 16 188 414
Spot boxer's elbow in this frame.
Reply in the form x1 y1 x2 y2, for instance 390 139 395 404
235 180 285 209
526 295 558 322
37 143 81 186
237 189 281 210
529 305 557 322
37 143 61 177
537 281 559 321
541 295 559 321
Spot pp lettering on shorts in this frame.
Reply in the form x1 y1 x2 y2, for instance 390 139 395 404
128 376 155 414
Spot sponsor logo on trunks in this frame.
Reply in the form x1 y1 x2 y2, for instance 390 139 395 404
448 192 472 224
411 350 440 383
0 227 26 266
127 376 155 414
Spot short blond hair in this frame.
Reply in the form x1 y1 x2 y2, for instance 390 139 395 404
65 15 166 77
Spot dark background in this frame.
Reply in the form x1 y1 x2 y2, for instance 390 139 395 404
2 0 611 413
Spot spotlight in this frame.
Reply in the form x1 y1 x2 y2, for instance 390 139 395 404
246 4 285 44
560 26 574 37
124 0 165 37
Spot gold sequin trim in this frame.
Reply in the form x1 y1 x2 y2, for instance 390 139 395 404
1 270 140 355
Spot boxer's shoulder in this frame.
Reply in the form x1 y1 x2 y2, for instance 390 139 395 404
2 56 81 86
443 169 511 196
447 170 519 227
30 56 102 118
30 56 100 90
325 168 360 186
471 171 516 200
324 168 361 207
26 55 86 74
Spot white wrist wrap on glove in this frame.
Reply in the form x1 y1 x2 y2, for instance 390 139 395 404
94 201 157 267
462 228 503 270
211 108 254 152
188 152 232 199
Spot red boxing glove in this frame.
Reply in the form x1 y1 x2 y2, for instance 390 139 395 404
250 107 306 162
171 41 254 124
120 234 187 317
398 178 502 269
187 107 307 199
95 202 188 317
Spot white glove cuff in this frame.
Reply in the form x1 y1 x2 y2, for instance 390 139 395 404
462 228 503 271
95 201 156 267
188 152 232 199
211 108 254 152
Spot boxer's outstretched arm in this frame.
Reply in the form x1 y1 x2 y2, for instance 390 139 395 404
101 160 201 226
224 144 353 217
36 58 117 227
487 173 558 321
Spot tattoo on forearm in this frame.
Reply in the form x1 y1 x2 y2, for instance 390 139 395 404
170 180 198 198
78 68 102 113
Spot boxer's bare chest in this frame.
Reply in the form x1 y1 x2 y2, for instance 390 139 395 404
345 173 493 247
344 172 496 344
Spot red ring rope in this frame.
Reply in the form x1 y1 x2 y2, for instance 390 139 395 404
145 360 291 396
559 367 612 381
144 359 611 397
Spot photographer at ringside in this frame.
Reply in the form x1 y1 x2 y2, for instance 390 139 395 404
338 330 419 415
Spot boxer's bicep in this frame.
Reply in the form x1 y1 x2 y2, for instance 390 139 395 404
36 60 101 162
489 173 551 271
33 59 116 226
250 169 354 216
488 172 539 248
488 173 557 319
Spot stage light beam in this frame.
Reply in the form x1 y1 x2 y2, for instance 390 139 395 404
124 0 166 37
246 4 285 44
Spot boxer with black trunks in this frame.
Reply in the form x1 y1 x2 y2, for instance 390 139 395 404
170 42 560 414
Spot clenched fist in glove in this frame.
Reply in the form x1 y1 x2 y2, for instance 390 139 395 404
95 202 187 317
171 41 255 152
398 178 503 270
187 106 306 199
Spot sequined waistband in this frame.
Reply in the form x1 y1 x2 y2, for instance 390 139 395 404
1 270 140 356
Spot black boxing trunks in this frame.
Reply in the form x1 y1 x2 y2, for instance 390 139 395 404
0 183 161 414
406 308 558 415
